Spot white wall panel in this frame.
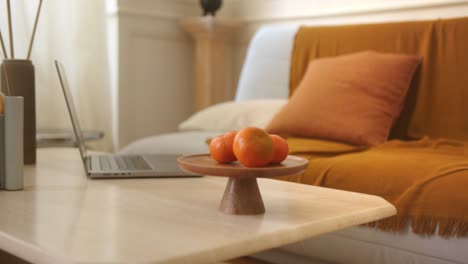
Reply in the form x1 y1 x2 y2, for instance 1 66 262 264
115 2 196 149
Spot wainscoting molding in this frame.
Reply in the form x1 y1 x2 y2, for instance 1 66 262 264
111 1 197 149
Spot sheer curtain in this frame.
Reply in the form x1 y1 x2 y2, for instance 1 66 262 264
4 0 113 151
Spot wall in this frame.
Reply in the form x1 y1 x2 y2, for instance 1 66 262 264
111 0 468 149
223 0 468 22
110 1 194 149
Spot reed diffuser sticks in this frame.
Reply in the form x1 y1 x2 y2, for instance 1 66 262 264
0 0 43 60
27 0 43 60
6 0 13 59
0 28 7 60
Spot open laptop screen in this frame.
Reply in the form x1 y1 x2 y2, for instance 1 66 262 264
55 60 88 169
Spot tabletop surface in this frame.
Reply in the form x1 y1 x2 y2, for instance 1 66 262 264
0 148 396 264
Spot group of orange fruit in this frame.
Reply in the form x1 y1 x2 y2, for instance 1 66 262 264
209 127 289 167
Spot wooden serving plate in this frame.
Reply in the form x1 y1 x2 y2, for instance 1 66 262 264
177 154 309 215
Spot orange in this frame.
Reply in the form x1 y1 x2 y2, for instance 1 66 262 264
233 127 274 167
209 131 237 163
270 135 289 164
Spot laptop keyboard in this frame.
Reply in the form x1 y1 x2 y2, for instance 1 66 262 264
99 155 152 171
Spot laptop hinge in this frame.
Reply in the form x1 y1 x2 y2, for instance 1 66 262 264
86 156 92 175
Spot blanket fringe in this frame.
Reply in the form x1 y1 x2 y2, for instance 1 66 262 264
366 216 468 237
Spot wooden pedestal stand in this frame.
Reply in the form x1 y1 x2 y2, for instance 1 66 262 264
180 16 239 110
177 154 309 215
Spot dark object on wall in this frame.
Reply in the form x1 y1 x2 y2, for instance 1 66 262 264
200 0 222 16
0 59 36 164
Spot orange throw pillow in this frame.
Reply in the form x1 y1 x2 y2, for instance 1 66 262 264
267 51 421 146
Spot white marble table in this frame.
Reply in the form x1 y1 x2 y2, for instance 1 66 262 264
0 148 396 264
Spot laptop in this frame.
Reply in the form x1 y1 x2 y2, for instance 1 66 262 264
55 60 198 179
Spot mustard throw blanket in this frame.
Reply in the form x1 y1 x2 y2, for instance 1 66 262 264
282 17 468 237
278 138 468 237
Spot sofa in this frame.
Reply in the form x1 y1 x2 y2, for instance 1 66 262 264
121 19 468 264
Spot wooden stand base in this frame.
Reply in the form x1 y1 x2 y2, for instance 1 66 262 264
219 177 265 215
177 154 309 215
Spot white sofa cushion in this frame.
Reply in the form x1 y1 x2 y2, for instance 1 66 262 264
119 131 222 155
256 226 468 264
235 25 298 101
178 99 287 132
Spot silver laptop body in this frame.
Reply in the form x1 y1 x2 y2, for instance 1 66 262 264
55 60 198 179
